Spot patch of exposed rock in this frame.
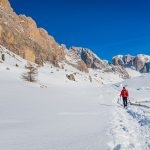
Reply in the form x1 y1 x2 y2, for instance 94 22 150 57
66 74 75 81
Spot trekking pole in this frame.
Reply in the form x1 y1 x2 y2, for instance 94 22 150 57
117 96 119 104
118 95 123 105
128 97 130 105
120 96 122 102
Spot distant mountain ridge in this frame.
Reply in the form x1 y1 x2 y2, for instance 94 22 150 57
113 54 150 73
67 47 109 69
66 46 129 78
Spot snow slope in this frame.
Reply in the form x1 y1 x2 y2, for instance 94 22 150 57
0 61 116 149
111 74 150 149
125 68 141 78
0 45 120 150
0 45 124 86
0 45 150 150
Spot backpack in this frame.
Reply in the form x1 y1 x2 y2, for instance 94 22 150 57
121 89 128 97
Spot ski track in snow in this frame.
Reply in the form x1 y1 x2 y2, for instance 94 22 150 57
109 85 150 150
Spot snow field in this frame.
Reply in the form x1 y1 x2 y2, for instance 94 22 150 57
0 45 150 150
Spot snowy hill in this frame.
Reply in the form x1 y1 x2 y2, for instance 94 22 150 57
0 45 127 86
125 68 141 78
0 44 150 150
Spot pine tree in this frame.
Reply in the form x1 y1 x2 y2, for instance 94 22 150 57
22 63 38 82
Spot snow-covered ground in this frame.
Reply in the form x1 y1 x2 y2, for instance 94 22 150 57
125 67 141 78
111 74 150 150
0 45 149 150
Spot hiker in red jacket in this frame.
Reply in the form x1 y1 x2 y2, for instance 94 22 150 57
120 87 129 108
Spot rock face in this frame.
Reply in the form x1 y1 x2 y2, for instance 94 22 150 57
112 55 134 66
0 0 12 11
0 0 66 65
69 47 109 69
0 0 112 74
113 54 150 73
67 46 129 79
0 0 130 79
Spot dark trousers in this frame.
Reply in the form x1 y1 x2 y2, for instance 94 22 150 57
123 97 128 107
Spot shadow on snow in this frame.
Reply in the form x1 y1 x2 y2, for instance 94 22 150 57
127 109 150 127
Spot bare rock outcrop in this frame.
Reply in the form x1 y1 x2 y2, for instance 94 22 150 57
69 47 109 69
0 0 66 65
112 55 134 66
66 74 75 81
0 0 13 11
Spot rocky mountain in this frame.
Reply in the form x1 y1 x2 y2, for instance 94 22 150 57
0 0 130 79
113 54 150 73
66 47 129 78
69 47 109 69
0 0 92 71
65 46 110 73
0 0 66 65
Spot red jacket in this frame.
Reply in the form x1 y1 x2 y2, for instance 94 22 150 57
120 89 129 97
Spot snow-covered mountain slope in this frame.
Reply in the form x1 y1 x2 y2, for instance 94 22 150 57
66 46 131 79
1 45 150 150
0 45 126 86
0 45 27 67
125 68 141 78
0 45 121 150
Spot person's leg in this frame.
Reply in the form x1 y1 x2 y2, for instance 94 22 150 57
123 97 126 108
125 97 128 107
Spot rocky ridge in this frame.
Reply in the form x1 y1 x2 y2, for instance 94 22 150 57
113 54 150 73
0 0 130 79
66 47 129 78
0 0 66 65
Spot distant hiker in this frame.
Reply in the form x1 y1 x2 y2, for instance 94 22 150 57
120 87 129 108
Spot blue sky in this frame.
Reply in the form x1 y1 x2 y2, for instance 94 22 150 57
9 0 150 61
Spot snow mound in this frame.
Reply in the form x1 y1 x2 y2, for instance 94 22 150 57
125 68 141 78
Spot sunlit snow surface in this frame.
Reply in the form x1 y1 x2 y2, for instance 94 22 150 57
0 45 150 150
